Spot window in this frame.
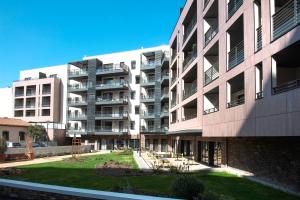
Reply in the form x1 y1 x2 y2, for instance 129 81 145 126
131 91 136 99
135 106 139 114
255 63 263 99
135 75 140 84
2 131 9 141
131 60 136 69
19 132 25 141
130 121 135 130
50 74 57 78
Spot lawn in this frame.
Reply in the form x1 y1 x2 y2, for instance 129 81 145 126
2 151 299 200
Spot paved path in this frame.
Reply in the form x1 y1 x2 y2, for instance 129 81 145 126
133 151 151 170
0 151 110 168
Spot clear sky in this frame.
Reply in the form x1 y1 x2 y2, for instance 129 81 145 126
0 0 185 87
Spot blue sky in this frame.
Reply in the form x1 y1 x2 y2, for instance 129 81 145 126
0 0 185 87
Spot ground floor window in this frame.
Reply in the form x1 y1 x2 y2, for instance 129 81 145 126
2 131 9 141
161 139 168 152
180 140 192 156
200 141 222 167
201 141 209 164
145 139 150 150
19 131 25 141
153 139 159 152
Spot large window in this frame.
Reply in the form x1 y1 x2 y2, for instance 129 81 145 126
2 131 9 141
19 132 25 141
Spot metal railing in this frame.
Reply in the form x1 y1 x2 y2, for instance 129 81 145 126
141 126 156 132
183 15 197 43
141 111 155 117
204 63 219 85
161 71 169 79
141 61 156 70
161 88 169 97
68 114 87 119
14 105 24 109
171 99 176 108
96 64 128 73
256 91 264 99
95 112 128 118
95 126 128 133
227 0 243 19
227 96 245 108
141 77 155 84
204 25 218 46
15 92 24 97
203 107 219 115
183 48 197 71
68 83 88 90
272 0 300 40
96 81 128 88
68 69 88 76
68 99 87 105
228 41 244 70
256 25 262 51
140 94 155 100
272 79 300 94
182 82 197 100
96 97 128 103
26 91 36 96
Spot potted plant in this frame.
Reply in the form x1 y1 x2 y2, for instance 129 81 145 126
25 135 34 160
0 137 7 161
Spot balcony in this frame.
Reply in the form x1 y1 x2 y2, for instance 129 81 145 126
182 99 197 121
15 92 24 97
68 83 88 92
95 112 128 120
161 88 169 101
171 99 176 108
141 61 156 70
183 15 197 44
204 25 218 46
256 26 262 51
140 77 155 87
204 87 219 115
67 128 87 135
96 81 128 90
161 71 169 86
204 63 219 85
203 107 219 115
227 0 243 19
272 0 300 40
68 99 87 106
160 109 169 118
141 126 156 133
95 97 128 105
96 64 128 75
273 79 300 94
140 94 155 103
14 105 24 109
227 97 245 108
141 111 155 119
68 114 87 121
228 41 244 70
183 48 197 72
183 82 197 101
68 69 88 77
26 90 36 96
95 126 128 135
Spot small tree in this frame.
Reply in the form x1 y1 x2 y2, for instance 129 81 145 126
28 125 47 142
171 175 204 200
0 137 7 154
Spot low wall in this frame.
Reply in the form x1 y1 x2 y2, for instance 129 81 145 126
0 179 178 200
5 145 92 158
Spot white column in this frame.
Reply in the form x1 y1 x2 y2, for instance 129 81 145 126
101 139 106 150
94 140 98 151
271 58 277 88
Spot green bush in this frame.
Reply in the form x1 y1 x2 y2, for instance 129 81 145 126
171 175 204 200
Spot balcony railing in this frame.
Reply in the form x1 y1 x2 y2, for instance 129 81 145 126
96 64 128 74
141 77 155 85
96 81 128 89
26 104 35 109
140 95 155 101
96 97 128 104
256 91 264 99
141 111 155 118
68 114 87 120
227 96 245 108
42 89 51 95
95 112 128 118
15 92 24 97
161 88 169 98
183 82 197 100
141 61 156 70
203 107 219 115
183 48 197 71
95 126 128 134
272 0 300 40
14 105 24 109
171 99 176 108
42 103 50 107
26 91 36 96
68 83 88 90
227 0 243 19
228 41 244 70
204 63 219 85
68 99 87 105
204 25 218 46
256 25 262 51
272 79 300 94
183 15 197 43
68 69 88 77
182 112 197 121
141 126 156 132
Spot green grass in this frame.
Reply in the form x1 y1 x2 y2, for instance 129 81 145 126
2 152 299 200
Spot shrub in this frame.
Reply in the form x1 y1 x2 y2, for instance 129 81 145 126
171 175 204 200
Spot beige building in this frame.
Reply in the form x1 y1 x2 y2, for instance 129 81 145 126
0 118 29 143
149 0 300 191
13 74 61 123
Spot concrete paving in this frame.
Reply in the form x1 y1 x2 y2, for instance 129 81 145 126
133 151 151 170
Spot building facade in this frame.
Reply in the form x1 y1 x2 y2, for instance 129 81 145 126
66 46 169 150
0 118 29 143
168 0 300 191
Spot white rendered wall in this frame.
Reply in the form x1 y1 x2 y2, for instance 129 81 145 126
0 87 13 118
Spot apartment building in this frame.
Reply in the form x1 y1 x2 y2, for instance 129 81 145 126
168 0 300 190
66 46 169 150
11 65 68 144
